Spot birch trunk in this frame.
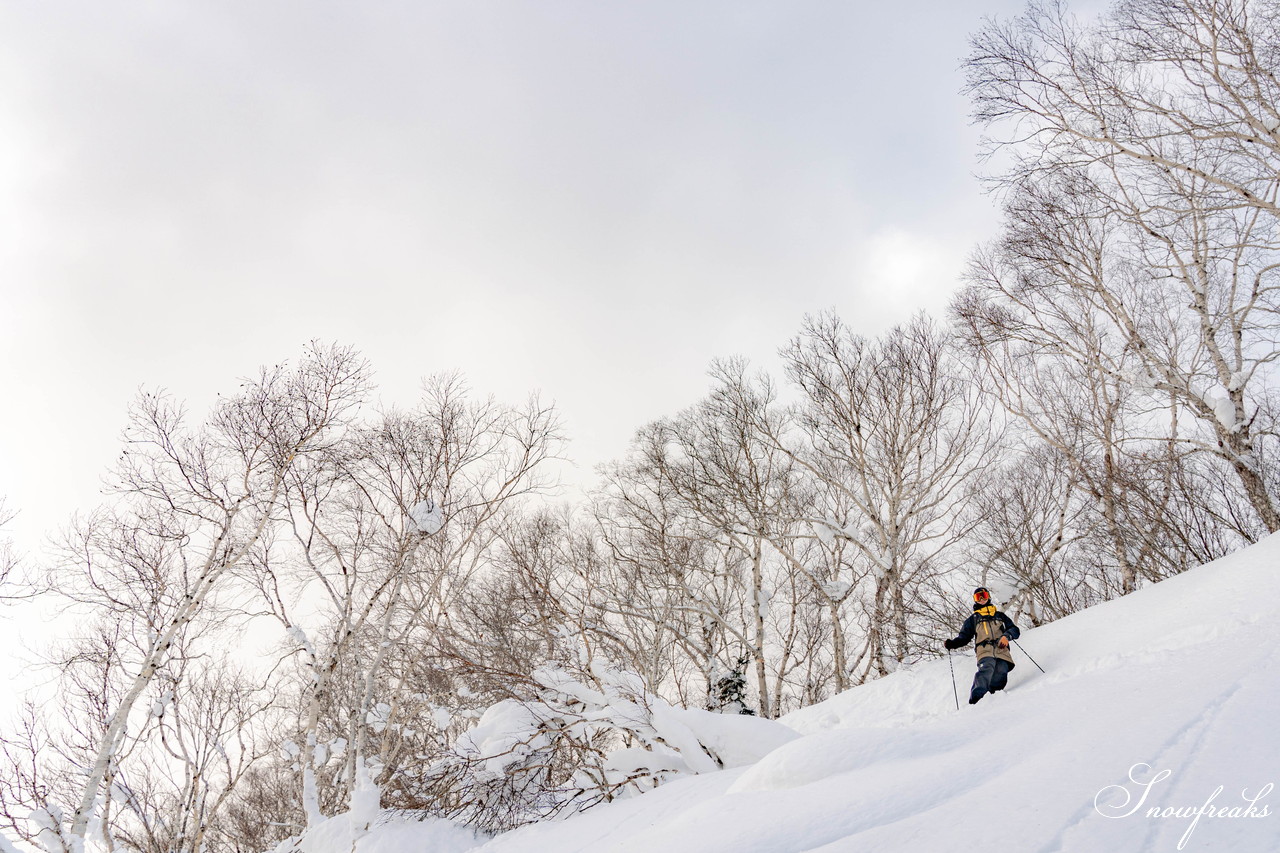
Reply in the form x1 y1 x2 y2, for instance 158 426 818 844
68 500 276 844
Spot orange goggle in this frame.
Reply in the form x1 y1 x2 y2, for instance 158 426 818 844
973 589 990 603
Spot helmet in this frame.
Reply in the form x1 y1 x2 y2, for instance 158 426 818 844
972 587 991 603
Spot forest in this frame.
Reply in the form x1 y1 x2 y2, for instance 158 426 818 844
2 0 1279 850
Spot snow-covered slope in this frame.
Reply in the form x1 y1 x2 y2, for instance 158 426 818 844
329 534 1280 852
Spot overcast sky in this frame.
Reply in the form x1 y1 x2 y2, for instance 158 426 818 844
0 0 1048 555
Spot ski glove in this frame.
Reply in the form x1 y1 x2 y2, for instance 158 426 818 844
943 638 960 650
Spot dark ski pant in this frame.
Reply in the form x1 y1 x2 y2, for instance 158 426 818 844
969 657 1012 704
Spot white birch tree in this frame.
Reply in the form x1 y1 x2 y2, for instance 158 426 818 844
965 0 1280 533
13 343 369 853
774 315 999 678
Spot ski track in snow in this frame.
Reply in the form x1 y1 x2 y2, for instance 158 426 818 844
1137 682 1246 852
1041 673 1248 853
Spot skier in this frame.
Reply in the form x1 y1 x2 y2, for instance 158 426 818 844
943 587 1021 705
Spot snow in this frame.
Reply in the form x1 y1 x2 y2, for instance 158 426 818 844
726 726 959 794
821 580 851 600
1124 366 1159 392
410 499 444 535
453 700 549 780
980 578 1017 604
148 689 173 719
287 624 316 657
604 745 682 782
367 702 394 734
271 533 1280 852
662 707 799 769
755 587 772 621
270 814 482 853
347 759 381 828
813 518 837 545
1202 386 1237 431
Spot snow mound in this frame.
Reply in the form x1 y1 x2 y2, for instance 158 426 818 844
663 707 800 769
272 814 481 853
727 726 961 793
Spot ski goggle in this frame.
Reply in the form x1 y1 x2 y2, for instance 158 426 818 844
973 589 990 603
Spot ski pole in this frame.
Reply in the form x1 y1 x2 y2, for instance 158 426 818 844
1012 639 1045 673
946 649 959 710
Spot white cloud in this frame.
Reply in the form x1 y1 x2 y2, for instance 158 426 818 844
844 227 975 333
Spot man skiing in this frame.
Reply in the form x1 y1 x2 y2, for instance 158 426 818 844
944 587 1021 705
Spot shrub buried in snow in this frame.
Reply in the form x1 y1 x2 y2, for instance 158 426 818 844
417 656 797 833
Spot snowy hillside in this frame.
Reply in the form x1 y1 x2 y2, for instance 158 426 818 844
298 534 1280 852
